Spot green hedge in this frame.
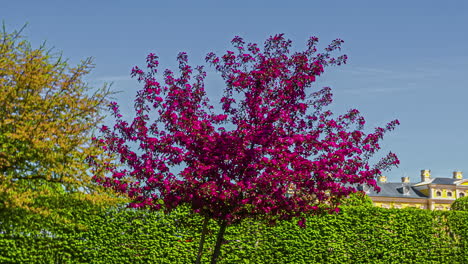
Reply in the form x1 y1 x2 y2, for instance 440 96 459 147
451 196 468 211
2 206 468 263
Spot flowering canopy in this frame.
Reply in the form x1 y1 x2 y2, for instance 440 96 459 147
94 34 399 226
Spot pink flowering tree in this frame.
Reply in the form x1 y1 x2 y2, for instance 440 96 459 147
93 34 399 263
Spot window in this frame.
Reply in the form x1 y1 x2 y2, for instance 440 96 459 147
362 185 370 193
460 193 465 198
436 191 442 197
402 186 410 195
447 191 452 197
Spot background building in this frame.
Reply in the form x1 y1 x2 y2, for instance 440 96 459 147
366 170 468 210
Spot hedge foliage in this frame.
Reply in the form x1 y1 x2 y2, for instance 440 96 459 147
2 206 468 263
339 191 374 207
451 196 468 211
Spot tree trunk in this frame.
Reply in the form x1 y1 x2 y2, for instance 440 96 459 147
195 216 209 264
210 220 227 264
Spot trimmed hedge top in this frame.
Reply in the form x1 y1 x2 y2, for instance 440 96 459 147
1 206 468 263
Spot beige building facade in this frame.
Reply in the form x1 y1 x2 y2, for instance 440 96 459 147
367 170 468 210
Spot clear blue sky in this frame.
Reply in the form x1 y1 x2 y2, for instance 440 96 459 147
3 0 468 182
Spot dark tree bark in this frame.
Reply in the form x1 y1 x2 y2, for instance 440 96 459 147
210 220 227 264
195 216 209 264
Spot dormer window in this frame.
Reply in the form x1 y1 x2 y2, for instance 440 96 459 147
402 185 410 195
362 185 370 194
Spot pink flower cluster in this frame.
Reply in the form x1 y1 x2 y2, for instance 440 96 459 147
93 34 399 226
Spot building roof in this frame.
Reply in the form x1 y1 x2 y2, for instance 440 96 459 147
429 178 459 185
365 183 427 198
353 173 468 199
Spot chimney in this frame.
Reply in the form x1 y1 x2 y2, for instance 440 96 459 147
378 176 387 183
453 171 463 179
401 177 410 183
421 169 431 182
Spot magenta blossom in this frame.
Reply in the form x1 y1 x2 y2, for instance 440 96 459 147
93 34 399 263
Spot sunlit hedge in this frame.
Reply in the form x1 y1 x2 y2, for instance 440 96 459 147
1 206 468 263
451 196 468 211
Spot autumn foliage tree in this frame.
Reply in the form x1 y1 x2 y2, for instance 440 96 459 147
0 26 124 225
95 34 399 263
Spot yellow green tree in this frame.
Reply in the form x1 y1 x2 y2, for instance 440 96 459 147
0 26 125 225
